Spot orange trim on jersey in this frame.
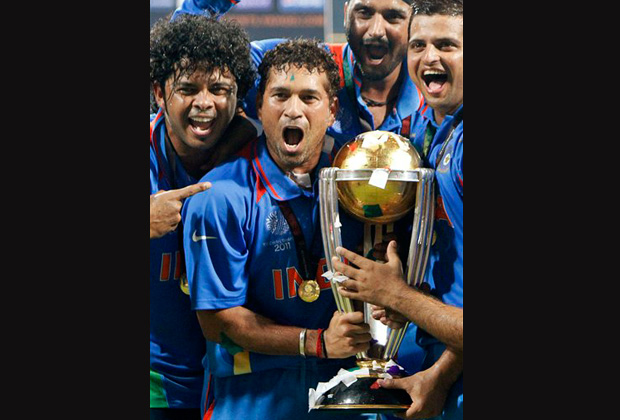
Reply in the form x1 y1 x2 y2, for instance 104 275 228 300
150 110 164 145
256 170 267 203
236 137 258 160
160 253 171 281
416 88 426 111
202 374 214 420
252 145 283 201
203 400 215 420
401 115 411 138
435 196 454 228
326 43 346 89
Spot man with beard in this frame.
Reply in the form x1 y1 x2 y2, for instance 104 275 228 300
181 39 375 420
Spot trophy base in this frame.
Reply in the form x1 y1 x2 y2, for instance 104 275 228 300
313 375 411 414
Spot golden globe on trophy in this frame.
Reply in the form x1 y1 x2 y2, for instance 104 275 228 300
309 130 435 414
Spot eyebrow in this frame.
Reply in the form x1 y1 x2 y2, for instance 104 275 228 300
409 37 460 45
269 85 324 96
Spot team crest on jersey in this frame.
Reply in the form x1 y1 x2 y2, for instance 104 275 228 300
437 152 451 174
266 211 290 235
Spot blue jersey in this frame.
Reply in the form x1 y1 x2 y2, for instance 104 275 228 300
409 105 463 420
182 134 364 378
182 134 374 420
411 105 463 310
150 110 206 409
174 1 427 148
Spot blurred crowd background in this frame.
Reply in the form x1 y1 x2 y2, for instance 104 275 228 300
150 0 347 43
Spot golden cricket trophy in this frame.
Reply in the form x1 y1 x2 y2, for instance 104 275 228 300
309 131 435 414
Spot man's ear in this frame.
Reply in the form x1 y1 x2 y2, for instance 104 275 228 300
256 95 263 122
153 81 166 110
343 2 349 27
328 96 339 126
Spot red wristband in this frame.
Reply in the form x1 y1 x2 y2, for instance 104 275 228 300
316 328 324 358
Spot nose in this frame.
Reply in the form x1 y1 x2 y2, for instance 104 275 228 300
367 14 387 39
193 89 215 111
422 45 440 65
283 95 303 120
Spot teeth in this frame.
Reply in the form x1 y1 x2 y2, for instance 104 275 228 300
424 70 446 76
190 117 213 123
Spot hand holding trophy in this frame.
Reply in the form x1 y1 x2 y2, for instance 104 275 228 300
310 130 435 414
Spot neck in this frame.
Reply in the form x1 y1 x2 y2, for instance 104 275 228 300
434 103 462 126
166 129 210 180
359 63 402 104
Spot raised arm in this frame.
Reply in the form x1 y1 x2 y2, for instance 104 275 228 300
172 0 239 20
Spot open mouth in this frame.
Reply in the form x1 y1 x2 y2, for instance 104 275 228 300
422 71 448 94
189 116 214 136
364 43 388 62
283 127 304 148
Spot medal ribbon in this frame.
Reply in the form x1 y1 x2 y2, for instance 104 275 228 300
276 200 318 282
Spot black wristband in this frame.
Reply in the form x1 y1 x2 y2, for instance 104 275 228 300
320 329 328 359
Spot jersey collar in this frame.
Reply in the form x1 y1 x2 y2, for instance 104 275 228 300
344 44 424 126
150 108 196 189
250 134 335 202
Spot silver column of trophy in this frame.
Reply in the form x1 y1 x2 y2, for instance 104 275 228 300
311 130 435 414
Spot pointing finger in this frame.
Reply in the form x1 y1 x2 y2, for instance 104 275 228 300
173 182 212 199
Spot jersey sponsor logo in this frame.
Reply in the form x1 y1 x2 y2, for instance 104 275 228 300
266 211 290 235
192 230 217 242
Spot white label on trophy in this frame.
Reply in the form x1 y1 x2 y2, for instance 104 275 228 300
369 168 390 189
334 213 342 228
361 132 389 151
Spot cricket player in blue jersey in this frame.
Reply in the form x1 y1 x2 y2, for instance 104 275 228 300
150 14 257 420
182 39 376 420
331 1 464 419
175 0 429 384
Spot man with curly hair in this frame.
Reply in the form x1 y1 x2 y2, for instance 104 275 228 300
150 13 257 420
182 39 375 420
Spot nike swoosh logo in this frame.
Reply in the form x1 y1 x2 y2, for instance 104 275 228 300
192 231 217 242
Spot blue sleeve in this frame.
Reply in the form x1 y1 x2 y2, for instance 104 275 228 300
182 175 250 310
172 0 238 20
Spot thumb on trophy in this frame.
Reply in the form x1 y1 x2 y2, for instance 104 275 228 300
377 377 402 389
385 240 401 263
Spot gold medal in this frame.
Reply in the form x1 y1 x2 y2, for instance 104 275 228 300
180 274 190 295
298 280 320 302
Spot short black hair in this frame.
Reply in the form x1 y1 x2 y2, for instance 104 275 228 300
256 39 341 108
412 0 463 16
150 14 256 101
